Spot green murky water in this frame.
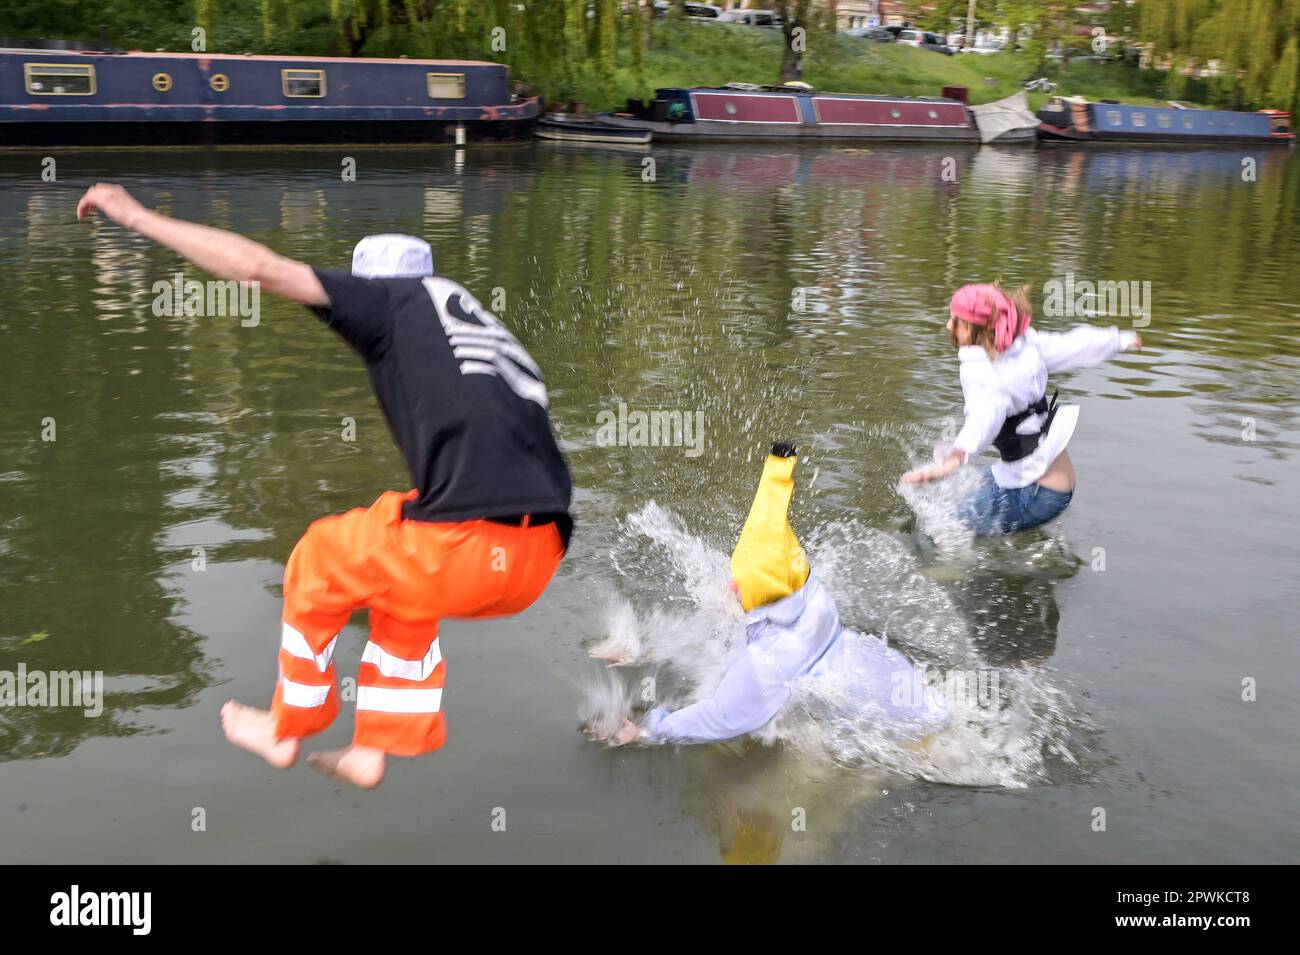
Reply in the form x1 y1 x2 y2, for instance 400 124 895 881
1 143 1297 862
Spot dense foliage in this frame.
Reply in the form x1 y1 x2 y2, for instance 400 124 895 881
2 1 1295 115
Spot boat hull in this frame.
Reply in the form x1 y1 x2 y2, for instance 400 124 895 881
535 118 651 145
0 49 538 148
1035 99 1293 146
598 113 980 144
1038 128 1292 146
0 111 538 147
985 126 1038 145
602 86 993 144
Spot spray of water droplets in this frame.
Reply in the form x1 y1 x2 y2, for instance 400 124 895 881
580 500 1095 789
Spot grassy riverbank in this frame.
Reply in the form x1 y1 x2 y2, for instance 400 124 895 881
574 21 1204 113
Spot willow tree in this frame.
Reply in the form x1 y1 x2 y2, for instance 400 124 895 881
196 0 218 39
564 0 587 51
1135 0 1300 115
595 0 619 79
256 0 304 42
628 0 650 66
327 0 393 56
1271 35 1300 114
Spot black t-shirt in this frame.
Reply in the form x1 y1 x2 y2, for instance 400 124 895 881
311 269 572 540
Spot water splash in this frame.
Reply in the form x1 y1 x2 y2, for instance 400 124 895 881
581 501 1094 789
895 464 988 554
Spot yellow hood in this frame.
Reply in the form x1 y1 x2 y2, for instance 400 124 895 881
730 443 810 612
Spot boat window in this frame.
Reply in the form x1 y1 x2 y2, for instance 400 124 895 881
211 73 230 92
1106 110 1122 125
283 69 326 98
427 73 466 99
152 73 172 92
890 108 901 118
24 63 96 96
1157 113 1170 128
1183 116 1194 128
1132 113 1146 127
928 110 938 118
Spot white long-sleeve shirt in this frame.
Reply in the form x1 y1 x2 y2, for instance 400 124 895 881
641 572 949 744
950 326 1138 488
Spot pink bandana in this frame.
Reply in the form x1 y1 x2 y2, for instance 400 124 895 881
949 284 1029 352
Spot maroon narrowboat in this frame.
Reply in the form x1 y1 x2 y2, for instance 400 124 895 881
597 82 1034 144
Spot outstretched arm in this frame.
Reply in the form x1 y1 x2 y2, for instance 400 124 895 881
901 449 965 485
1032 326 1141 373
76 183 329 307
903 375 1009 485
636 644 790 745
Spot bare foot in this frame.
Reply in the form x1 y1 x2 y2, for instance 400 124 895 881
307 745 386 789
221 700 299 769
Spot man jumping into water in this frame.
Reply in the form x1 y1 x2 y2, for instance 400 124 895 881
590 443 948 746
77 183 572 789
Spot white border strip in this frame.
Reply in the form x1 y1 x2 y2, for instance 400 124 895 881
357 686 443 714
281 678 330 709
362 640 443 682
281 623 338 672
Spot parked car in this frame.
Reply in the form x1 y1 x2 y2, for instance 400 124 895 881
897 29 954 55
653 1 723 18
719 9 782 28
961 38 1006 55
683 2 722 18
845 26 895 42
1045 47 1120 63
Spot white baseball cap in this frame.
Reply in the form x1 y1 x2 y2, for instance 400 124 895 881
351 234 434 278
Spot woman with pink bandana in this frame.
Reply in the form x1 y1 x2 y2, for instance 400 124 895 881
901 283 1142 535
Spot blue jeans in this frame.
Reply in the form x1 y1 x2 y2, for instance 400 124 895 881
958 467 1074 536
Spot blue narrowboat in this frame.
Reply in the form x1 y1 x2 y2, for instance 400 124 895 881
0 48 539 147
1036 96 1293 146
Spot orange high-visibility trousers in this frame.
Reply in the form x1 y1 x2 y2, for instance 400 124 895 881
270 489 565 756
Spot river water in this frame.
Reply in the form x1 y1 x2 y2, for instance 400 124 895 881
1 142 1297 863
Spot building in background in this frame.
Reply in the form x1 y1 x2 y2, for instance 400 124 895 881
830 1 881 31
876 2 928 28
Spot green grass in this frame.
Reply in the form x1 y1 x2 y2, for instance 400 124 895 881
577 21 1206 113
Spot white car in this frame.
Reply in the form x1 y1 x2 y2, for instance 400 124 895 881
896 29 954 54
718 9 782 28
961 39 1006 55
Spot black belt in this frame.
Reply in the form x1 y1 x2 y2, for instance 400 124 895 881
486 512 573 550
486 512 566 528
992 390 1059 463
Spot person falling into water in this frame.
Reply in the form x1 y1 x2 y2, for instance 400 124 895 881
901 283 1142 535
591 443 949 746
77 183 572 789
